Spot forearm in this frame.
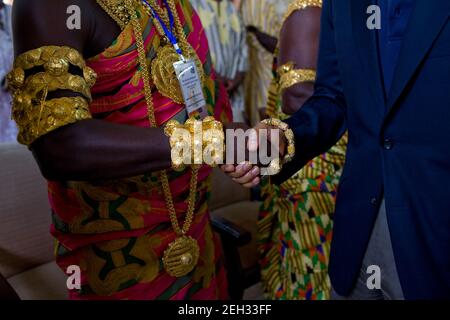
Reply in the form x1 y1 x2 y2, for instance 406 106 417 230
31 119 171 181
249 29 277 54
282 83 315 115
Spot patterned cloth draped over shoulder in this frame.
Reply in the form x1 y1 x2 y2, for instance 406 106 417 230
258 0 348 300
48 0 231 299
241 0 291 126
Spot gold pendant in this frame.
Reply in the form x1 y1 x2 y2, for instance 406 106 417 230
151 44 205 104
162 235 200 277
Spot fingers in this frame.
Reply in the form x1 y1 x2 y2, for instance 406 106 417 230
242 176 260 188
229 162 253 179
233 166 260 186
221 162 252 179
220 164 236 173
220 163 260 188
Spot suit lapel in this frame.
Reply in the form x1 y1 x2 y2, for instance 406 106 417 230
351 0 386 109
386 0 450 113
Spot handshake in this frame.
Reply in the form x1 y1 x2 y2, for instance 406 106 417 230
165 117 296 188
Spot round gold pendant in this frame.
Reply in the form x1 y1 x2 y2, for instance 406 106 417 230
151 45 205 104
162 236 200 277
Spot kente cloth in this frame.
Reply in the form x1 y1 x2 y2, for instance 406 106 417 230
49 0 232 300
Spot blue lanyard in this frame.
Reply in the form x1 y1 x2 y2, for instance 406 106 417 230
141 0 183 56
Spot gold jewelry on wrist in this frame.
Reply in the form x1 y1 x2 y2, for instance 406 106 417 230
202 116 225 167
164 116 225 171
278 62 316 92
282 0 323 26
261 118 296 175
7 46 97 146
164 119 188 171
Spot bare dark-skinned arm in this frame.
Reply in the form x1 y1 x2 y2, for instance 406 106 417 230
278 7 321 115
13 0 171 181
247 26 278 54
31 121 170 181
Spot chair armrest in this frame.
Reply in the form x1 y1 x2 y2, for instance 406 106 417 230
0 273 20 301
211 215 252 300
211 215 252 247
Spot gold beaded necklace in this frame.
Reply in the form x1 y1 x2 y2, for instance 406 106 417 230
124 0 201 277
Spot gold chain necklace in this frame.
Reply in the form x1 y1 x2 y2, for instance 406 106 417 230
125 0 201 278
96 0 131 30
142 0 189 53
140 0 205 104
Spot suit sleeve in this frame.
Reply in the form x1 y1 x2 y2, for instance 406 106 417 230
272 0 347 184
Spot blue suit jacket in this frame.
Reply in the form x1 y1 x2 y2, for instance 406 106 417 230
274 0 450 299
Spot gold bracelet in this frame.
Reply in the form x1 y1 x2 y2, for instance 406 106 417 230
261 118 296 175
278 62 316 92
164 116 225 171
164 119 190 171
201 116 225 167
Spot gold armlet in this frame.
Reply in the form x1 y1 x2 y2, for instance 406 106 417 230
23 73 93 101
164 116 225 171
278 62 316 92
261 118 296 176
282 0 322 25
7 46 97 146
13 97 92 146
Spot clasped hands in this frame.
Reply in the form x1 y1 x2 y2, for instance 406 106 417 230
164 117 294 188
220 121 288 188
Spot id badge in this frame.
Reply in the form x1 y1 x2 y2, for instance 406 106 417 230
173 59 208 118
